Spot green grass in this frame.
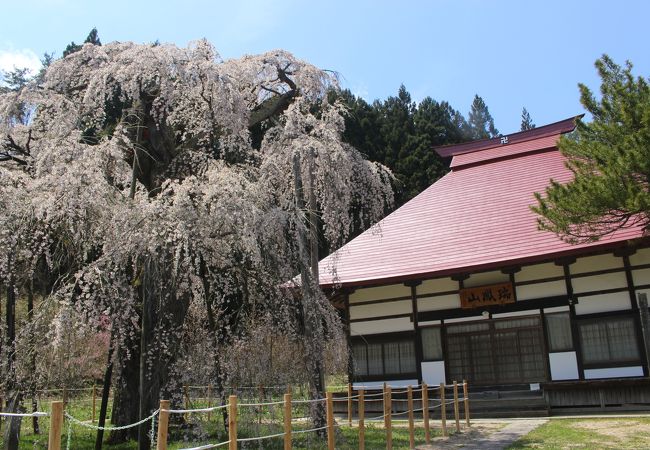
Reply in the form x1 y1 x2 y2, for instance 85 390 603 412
507 417 650 450
1 395 451 449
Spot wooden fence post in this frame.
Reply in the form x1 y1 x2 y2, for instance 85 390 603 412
62 388 68 407
422 383 430 444
407 385 414 449
228 395 237 450
184 385 190 421
347 383 353 426
453 381 460 433
326 392 335 450
92 385 97 422
284 392 292 450
48 401 64 450
207 384 212 422
440 383 447 438
358 389 365 450
384 385 392 450
463 380 470 427
156 400 170 450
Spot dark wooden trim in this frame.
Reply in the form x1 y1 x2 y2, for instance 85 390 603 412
417 295 568 322
349 313 413 324
630 263 650 271
410 284 424 383
509 272 518 302
452 273 469 282
344 293 353 383
353 373 419 383
349 295 412 307
501 266 521 274
574 286 630 298
441 320 450 384
614 247 637 257
564 264 585 380
351 330 416 343
582 360 644 370
404 280 422 288
540 309 553 381
416 289 460 299
625 253 650 376
569 266 626 279
574 309 635 320
515 275 566 286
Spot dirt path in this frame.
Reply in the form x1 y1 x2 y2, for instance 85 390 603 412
416 419 548 450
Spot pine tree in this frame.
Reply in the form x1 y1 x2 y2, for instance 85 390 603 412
533 55 650 242
468 94 499 139
521 107 536 130
63 27 101 57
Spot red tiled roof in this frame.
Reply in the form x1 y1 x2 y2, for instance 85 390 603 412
318 120 644 288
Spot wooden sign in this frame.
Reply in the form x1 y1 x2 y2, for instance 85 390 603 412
460 282 515 309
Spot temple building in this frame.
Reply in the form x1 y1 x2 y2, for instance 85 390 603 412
319 117 650 403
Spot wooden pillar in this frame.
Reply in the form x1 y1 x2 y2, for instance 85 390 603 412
440 383 447 437
407 385 415 449
453 381 460 432
48 401 64 450
422 383 430 444
156 400 170 450
228 395 237 450
384 384 392 450
284 393 292 450
562 261 585 379
347 383 353 426
358 389 365 450
407 281 424 382
463 380 470 427
326 392 335 450
91 385 97 423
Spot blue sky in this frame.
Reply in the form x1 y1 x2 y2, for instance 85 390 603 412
1 0 648 133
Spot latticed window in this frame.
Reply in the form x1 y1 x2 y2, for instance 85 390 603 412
578 315 640 366
545 312 574 352
352 337 416 378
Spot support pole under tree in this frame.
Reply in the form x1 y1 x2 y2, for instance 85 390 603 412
463 380 470 427
358 389 365 450
347 383 353 426
48 401 63 450
440 383 447 438
156 400 169 450
228 395 237 450
453 381 460 433
138 261 152 450
638 293 650 370
407 386 414 449
284 393 292 450
422 383 430 444
95 332 114 450
384 384 392 450
326 392 335 450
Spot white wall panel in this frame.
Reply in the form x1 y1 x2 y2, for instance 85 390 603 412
544 306 569 313
349 300 412 320
629 247 650 266
632 268 650 286
418 320 442 326
571 253 622 274
492 310 540 319
571 272 627 294
516 262 564 282
584 366 644 379
421 361 446 385
350 284 411 303
418 294 460 312
464 270 509 288
351 317 413 335
549 352 579 380
516 280 566 301
575 292 631 315
445 315 487 324
419 277 457 295
353 379 419 389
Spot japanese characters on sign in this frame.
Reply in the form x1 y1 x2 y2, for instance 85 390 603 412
460 282 515 309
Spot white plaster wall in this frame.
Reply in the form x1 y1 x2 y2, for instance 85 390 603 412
353 380 419 389
349 300 412 320
629 247 650 266
419 277 458 295
544 306 569 313
421 361 446 385
464 270 509 288
549 352 579 380
571 272 627 294
445 315 487 324
575 292 631 315
632 268 650 286
584 366 644 379
350 317 413 335
492 310 540 319
418 320 442 326
516 280 566 301
418 294 460 312
516 262 564 282
349 283 411 303
571 253 623 274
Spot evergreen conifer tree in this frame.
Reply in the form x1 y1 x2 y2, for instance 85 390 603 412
521 107 536 130
468 94 499 139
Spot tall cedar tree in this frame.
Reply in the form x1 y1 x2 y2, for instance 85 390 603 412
521 107 536 130
533 55 650 242
468 94 499 139
62 27 102 57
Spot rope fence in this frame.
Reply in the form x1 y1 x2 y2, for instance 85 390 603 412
23 380 470 450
